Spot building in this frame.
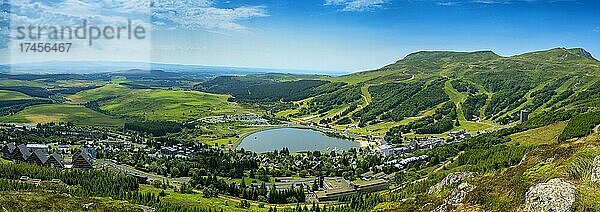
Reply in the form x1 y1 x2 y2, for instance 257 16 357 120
315 177 389 202
56 145 71 154
381 145 410 157
72 148 94 169
45 153 65 168
2 143 65 168
160 146 177 157
127 172 149 184
448 130 472 142
12 144 31 162
353 179 389 193
2 143 16 158
25 150 47 165
520 110 529 123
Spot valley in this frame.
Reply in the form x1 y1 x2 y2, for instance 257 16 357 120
0 47 599 211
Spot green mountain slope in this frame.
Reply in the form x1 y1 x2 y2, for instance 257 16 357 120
200 48 600 137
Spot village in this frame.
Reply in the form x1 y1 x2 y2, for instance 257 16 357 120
0 117 491 205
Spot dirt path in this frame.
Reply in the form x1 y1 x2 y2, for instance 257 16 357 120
594 124 600 134
433 151 463 173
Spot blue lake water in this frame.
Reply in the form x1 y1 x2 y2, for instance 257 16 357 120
237 128 359 153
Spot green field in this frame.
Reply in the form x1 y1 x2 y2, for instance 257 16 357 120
140 185 268 212
508 121 568 146
0 90 33 100
0 104 124 126
70 84 254 121
68 84 131 104
0 79 47 87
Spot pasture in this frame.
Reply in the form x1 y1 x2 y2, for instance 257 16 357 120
0 104 124 126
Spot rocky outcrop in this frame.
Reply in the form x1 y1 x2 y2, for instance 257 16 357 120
428 172 474 194
433 182 476 212
591 155 600 182
524 178 577 212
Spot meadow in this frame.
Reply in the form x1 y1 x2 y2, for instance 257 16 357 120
70 84 254 122
0 104 125 126
0 90 33 100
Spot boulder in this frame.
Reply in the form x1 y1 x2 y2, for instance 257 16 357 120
524 178 576 212
591 155 600 182
428 172 474 194
433 182 476 212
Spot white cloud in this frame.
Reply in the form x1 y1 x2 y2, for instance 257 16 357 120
151 0 268 31
437 0 564 6
325 0 388 12
6 0 267 32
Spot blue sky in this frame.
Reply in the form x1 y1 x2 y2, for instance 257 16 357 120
2 0 600 73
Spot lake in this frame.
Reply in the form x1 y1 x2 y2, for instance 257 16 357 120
237 128 359 153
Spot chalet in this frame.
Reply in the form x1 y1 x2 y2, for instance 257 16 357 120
2 142 16 159
25 150 47 165
45 153 65 168
12 144 31 162
72 148 93 169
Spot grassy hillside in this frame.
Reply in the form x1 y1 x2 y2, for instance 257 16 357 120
0 90 33 100
365 110 600 211
0 104 125 126
0 191 143 212
68 84 130 104
225 48 600 137
70 84 253 121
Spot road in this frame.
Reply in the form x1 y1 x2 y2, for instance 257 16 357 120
98 159 190 184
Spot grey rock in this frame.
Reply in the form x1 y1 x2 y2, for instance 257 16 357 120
433 182 476 212
591 155 600 182
524 178 576 212
428 172 474 194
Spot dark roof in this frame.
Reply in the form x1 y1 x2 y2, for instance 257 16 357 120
5 143 16 153
47 153 65 167
17 144 31 160
49 153 63 162
33 150 48 164
73 148 93 164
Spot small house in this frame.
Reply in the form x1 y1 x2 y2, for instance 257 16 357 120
12 144 31 162
72 148 93 169
25 150 47 165
45 153 65 168
2 143 16 159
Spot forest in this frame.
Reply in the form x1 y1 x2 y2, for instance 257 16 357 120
197 75 346 103
558 111 600 141
382 79 449 121
307 85 362 114
124 121 184 136
386 101 458 136
354 81 423 124
450 79 478 94
0 99 53 116
461 93 487 120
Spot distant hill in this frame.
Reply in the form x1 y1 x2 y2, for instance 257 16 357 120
0 61 326 75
